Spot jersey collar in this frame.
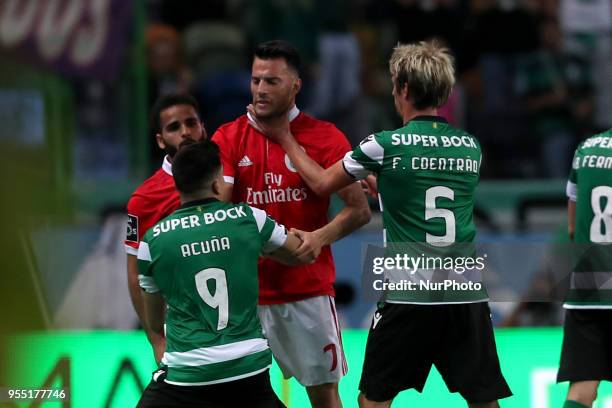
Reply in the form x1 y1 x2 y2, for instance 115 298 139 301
180 197 219 209
287 105 300 121
162 155 172 176
405 115 448 125
246 105 300 124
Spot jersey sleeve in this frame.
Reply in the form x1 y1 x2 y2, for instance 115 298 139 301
249 206 288 253
211 127 237 185
125 196 148 255
137 238 160 294
567 147 580 202
343 134 384 180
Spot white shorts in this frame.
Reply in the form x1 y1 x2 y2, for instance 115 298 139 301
258 295 348 387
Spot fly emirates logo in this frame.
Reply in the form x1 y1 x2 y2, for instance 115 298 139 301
246 172 308 205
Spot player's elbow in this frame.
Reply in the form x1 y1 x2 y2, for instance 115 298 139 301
147 318 165 336
357 205 372 228
311 180 334 197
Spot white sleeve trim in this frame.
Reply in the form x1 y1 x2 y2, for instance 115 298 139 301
249 206 288 252
223 176 234 184
125 244 138 256
359 137 384 165
250 206 267 232
262 223 288 254
138 275 160 294
342 152 370 180
137 241 152 261
566 181 577 202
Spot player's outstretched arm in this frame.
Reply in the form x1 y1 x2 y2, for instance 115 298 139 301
266 230 317 265
290 182 371 260
284 143 355 196
247 105 355 196
318 181 371 243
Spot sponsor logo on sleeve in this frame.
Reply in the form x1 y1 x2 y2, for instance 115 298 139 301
126 214 139 242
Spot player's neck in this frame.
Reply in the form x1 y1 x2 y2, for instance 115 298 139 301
179 192 215 205
402 107 438 125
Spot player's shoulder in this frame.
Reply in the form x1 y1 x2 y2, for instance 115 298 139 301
212 115 250 140
208 201 269 233
449 124 481 146
231 202 273 222
359 126 397 149
127 168 175 213
577 129 612 153
208 200 258 219
296 112 345 138
128 168 165 203
433 121 482 150
141 209 177 243
232 201 262 218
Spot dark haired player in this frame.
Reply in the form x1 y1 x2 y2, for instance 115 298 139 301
136 140 315 407
125 94 206 363
212 40 371 407
558 127 612 408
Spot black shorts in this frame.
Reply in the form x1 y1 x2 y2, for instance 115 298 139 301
558 309 612 383
359 302 512 403
137 368 285 408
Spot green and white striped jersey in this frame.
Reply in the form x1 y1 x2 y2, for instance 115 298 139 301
565 128 612 309
137 198 287 385
344 116 487 304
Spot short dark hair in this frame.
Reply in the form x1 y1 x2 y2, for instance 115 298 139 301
253 40 301 75
172 141 221 194
150 93 200 135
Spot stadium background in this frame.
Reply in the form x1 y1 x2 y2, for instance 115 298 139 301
0 0 611 406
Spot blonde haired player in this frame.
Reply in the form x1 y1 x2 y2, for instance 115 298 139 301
252 40 512 408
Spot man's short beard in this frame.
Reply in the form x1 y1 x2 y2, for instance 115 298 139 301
165 145 178 158
255 100 292 120
166 138 198 159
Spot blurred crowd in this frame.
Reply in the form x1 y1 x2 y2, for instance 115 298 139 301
144 0 612 179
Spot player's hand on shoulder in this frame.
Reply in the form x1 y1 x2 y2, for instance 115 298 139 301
290 228 322 264
246 104 292 145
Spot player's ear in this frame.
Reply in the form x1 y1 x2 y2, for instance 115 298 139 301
211 179 220 196
156 133 165 149
293 77 302 94
201 123 208 141
402 83 410 102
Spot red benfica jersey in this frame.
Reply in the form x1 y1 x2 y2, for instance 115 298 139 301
124 156 180 255
212 107 351 304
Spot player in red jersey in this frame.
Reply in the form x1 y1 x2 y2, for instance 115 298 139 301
125 94 207 363
212 40 371 408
